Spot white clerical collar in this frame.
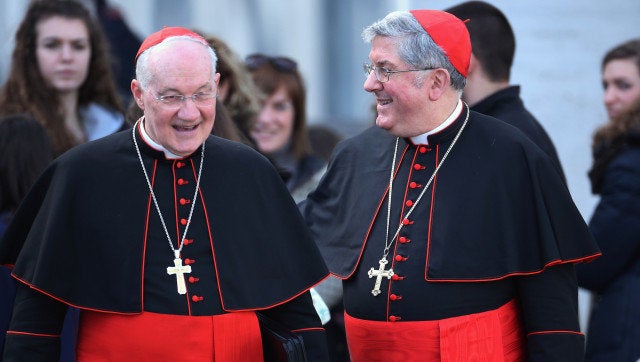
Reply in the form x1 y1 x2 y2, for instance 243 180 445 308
138 117 182 159
410 99 463 146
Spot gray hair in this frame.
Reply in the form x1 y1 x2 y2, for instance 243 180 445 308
136 35 218 90
362 11 466 91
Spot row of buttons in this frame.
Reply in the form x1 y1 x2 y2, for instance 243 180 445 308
388 146 431 322
175 160 203 303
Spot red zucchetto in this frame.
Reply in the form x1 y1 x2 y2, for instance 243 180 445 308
409 10 471 77
135 26 208 62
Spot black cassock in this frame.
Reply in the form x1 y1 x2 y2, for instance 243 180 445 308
0 128 329 360
302 105 600 360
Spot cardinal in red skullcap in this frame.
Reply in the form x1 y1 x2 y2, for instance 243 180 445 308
1 26 330 361
301 9 600 361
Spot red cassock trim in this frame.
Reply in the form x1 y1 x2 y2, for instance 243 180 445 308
77 310 263 361
347 144 412 280
344 299 525 361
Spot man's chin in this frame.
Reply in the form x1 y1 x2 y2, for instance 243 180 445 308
376 116 393 131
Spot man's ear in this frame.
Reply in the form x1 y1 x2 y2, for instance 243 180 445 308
428 69 451 100
131 79 144 110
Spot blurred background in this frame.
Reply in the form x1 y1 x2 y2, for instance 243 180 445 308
1 0 639 330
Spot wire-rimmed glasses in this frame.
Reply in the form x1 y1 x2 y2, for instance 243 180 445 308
364 63 434 83
153 91 217 108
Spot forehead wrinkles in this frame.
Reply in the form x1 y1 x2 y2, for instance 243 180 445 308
148 42 213 89
370 37 402 67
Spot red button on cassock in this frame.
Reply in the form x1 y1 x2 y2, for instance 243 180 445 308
405 200 413 207
185 258 195 265
394 255 405 262
188 276 199 283
389 294 402 301
389 315 401 322
398 236 410 244
192 295 204 302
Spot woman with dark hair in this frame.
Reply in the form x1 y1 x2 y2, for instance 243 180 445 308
600 38 640 120
0 0 126 156
0 114 54 358
247 54 349 361
246 54 325 202
577 38 640 362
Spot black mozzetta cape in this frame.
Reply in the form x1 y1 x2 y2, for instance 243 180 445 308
302 108 600 281
0 129 329 313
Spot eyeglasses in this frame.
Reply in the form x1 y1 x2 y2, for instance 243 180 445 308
245 53 298 72
364 64 434 83
153 91 217 108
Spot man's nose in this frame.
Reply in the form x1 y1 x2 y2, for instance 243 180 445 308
177 98 201 119
364 72 382 92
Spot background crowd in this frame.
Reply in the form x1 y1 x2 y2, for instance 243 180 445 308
0 0 638 361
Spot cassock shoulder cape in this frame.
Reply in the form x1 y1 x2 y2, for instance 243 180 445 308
303 109 600 280
0 130 328 313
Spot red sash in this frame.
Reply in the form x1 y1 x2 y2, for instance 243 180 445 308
345 299 525 361
76 311 263 361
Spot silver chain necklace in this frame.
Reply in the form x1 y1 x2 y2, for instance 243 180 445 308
132 118 205 294
368 106 470 297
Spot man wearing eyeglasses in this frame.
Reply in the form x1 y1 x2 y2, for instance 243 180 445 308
1 27 329 361
301 9 599 361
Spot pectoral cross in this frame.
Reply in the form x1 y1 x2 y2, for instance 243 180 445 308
167 257 191 295
368 257 394 296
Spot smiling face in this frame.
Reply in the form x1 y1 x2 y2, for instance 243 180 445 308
602 58 640 119
251 85 295 155
132 39 219 157
364 36 432 137
36 16 90 95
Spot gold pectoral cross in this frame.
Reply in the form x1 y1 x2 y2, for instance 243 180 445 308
167 257 192 295
368 257 394 296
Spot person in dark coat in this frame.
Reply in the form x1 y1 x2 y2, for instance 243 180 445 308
445 1 565 182
1 26 329 361
576 38 640 362
301 9 600 361
0 115 54 358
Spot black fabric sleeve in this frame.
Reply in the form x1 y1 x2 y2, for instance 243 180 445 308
3 283 67 362
576 154 640 292
517 263 585 361
260 291 329 362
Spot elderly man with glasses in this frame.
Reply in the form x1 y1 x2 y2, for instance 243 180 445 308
1 27 329 361
301 9 600 361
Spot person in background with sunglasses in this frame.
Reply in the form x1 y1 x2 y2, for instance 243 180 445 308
301 9 601 360
0 27 330 361
247 53 349 361
245 54 327 202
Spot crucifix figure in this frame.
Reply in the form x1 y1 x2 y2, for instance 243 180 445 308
368 257 394 296
167 257 192 295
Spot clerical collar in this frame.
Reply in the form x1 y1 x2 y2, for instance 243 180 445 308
137 117 182 159
410 99 463 146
